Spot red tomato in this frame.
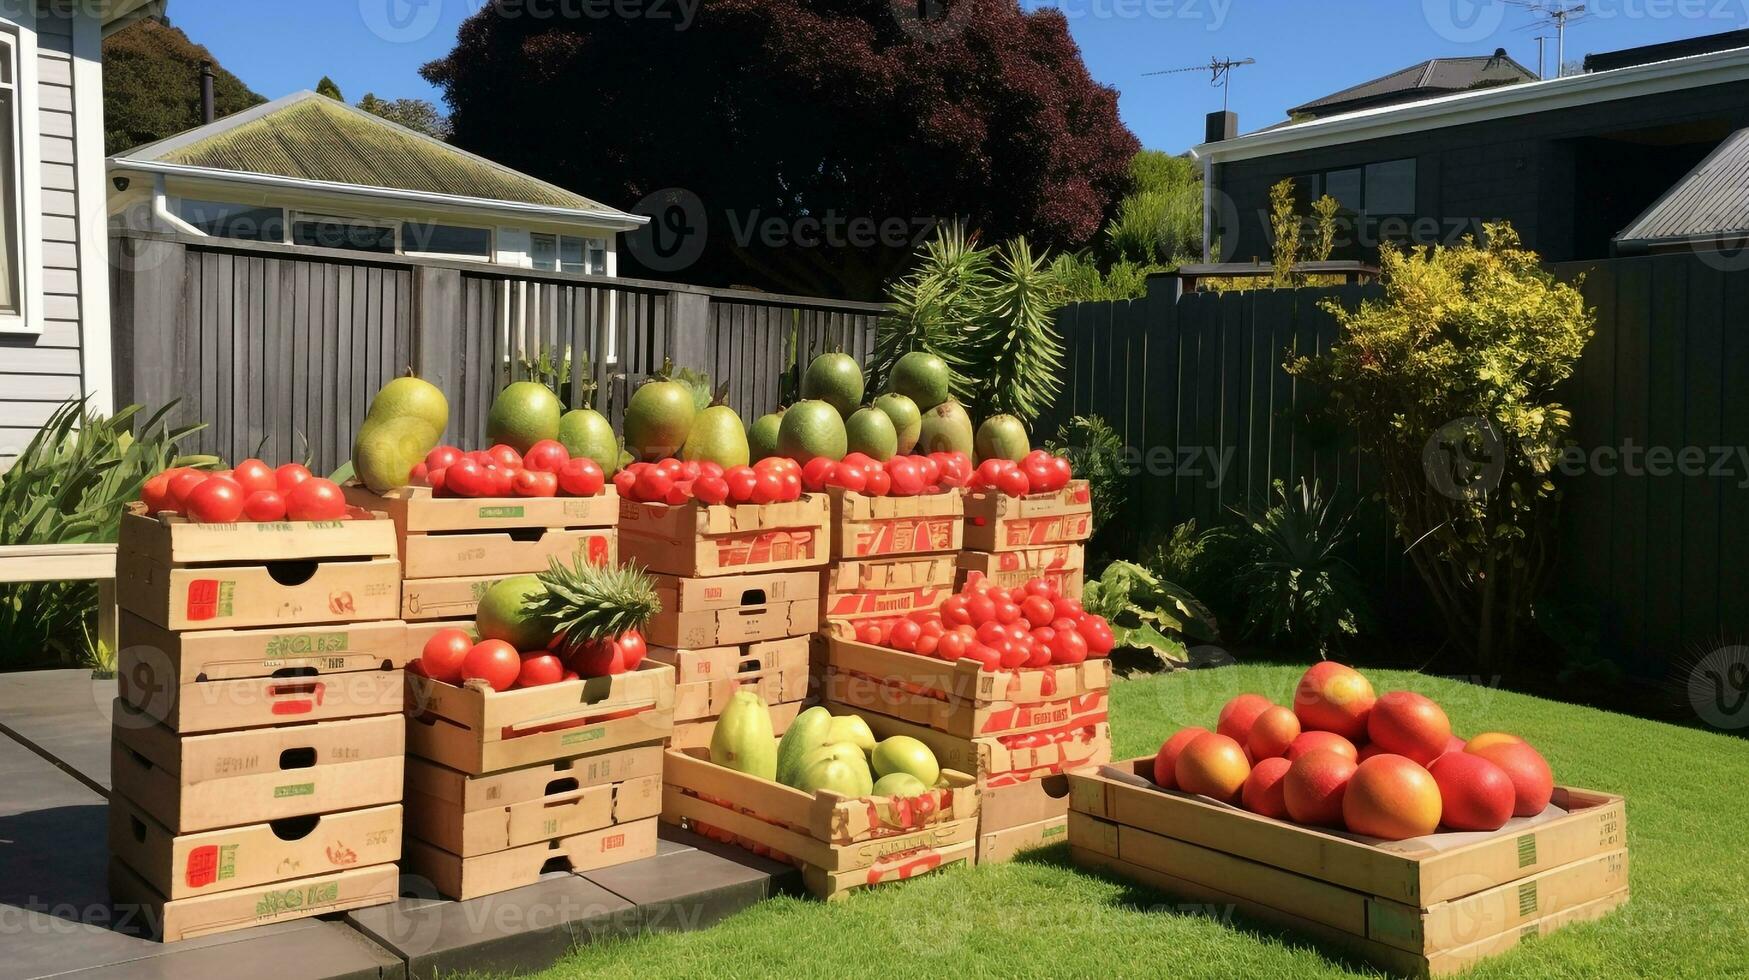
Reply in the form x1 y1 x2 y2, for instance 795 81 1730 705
693 475 730 504
231 459 277 495
1022 451 1054 493
516 653 568 688
168 470 209 509
446 458 492 498
676 460 702 482
697 461 724 480
1021 595 1056 628
185 476 245 523
567 638 626 677
556 457 605 497
513 469 559 497
488 465 516 496
994 600 1022 625
1079 616 1116 656
285 477 347 521
964 643 1001 672
420 629 473 684
1050 627 1089 665
996 466 1031 496
665 481 692 505
1023 578 1056 599
1024 635 1052 668
1046 456 1073 491
995 639 1028 669
888 619 923 652
975 459 1012 487
915 455 942 487
936 631 969 662
631 466 674 503
613 467 638 498
487 445 523 470
1052 595 1085 622
274 463 313 492
940 594 972 626
750 469 783 504
460 640 522 690
655 457 685 480
410 462 430 485
864 467 891 496
801 457 836 491
855 622 884 645
988 587 1015 606
827 460 867 493
523 440 570 473
964 592 996 626
724 466 758 503
886 457 925 497
778 471 803 501
140 471 178 513
915 633 940 657
617 630 647 670
242 490 287 522
466 450 495 467
425 446 463 471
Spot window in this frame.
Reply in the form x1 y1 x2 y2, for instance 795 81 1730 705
0 32 20 319
1364 159 1416 214
401 221 491 259
291 213 396 253
531 233 609 275
1324 168 1364 212
178 199 286 242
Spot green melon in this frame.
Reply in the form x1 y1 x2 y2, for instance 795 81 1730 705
795 756 874 798
486 382 563 453
844 407 898 461
872 772 929 797
710 690 777 781
623 379 698 461
366 375 450 433
681 404 751 469
888 351 952 410
775 706 835 787
871 735 941 786
874 393 922 454
825 714 876 754
749 411 784 461
917 399 975 456
475 575 553 652
557 408 620 476
801 352 865 418
975 414 1031 463
352 415 441 493
776 399 847 463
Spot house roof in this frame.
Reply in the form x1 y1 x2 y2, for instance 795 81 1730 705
1193 43 1749 165
1615 126 1749 249
1585 28 1749 73
111 91 643 227
1288 51 1536 118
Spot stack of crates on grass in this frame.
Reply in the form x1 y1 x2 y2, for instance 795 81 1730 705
108 506 407 941
400 658 676 899
661 746 980 900
341 483 618 647
822 636 1113 863
818 485 963 664
618 492 830 749
1068 759 1630 977
957 481 1093 599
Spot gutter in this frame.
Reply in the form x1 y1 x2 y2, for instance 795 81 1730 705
107 159 651 232
150 173 203 236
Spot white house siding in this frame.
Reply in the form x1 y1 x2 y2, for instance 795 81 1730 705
0 4 106 460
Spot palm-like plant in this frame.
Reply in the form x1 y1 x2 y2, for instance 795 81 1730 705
966 238 1067 420
868 223 989 398
1228 479 1371 656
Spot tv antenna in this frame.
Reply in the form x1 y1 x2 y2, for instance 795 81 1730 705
1145 57 1257 111
1509 2 1588 76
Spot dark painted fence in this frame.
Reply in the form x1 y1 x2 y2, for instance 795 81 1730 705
1045 254 1749 674
109 230 880 473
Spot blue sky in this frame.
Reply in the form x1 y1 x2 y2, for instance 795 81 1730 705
171 0 1749 153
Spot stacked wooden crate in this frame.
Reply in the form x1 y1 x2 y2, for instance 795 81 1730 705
819 487 963 640
341 484 618 647
619 493 831 749
956 481 1093 599
108 507 407 941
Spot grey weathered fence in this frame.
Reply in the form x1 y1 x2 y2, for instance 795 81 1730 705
1044 254 1749 675
109 230 881 472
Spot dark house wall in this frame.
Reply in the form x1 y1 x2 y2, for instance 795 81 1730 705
1211 78 1749 264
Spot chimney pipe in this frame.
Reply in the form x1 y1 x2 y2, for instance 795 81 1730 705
199 61 215 124
1205 110 1238 143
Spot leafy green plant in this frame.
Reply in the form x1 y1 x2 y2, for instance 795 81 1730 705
1288 223 1594 669
0 398 213 669
868 224 987 398
1103 150 1202 267
516 345 597 408
1223 479 1371 656
1080 561 1219 669
1045 415 1128 565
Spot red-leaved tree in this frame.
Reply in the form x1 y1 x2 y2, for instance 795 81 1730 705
423 0 1137 299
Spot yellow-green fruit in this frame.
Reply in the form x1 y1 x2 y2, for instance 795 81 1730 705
917 399 975 455
825 714 876 754
874 393 922 454
799 741 864 774
681 404 751 469
775 706 835 786
844 406 898 461
710 690 777 781
623 380 697 461
801 352 865 418
872 772 929 797
777 399 847 463
871 735 941 786
796 756 874 798
889 351 952 410
557 408 620 477
749 411 784 461
474 574 553 651
975 414 1031 463
486 381 563 453
353 415 440 492
366 375 449 433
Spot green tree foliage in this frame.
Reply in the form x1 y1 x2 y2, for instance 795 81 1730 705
1104 150 1203 267
1287 224 1594 669
315 75 344 100
101 18 264 154
356 93 452 140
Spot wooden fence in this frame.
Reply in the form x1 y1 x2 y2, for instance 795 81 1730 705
109 230 881 472
1044 254 1749 675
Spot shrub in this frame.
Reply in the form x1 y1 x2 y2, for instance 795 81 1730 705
0 399 212 669
1223 479 1372 657
1287 223 1593 669
1045 415 1127 567
1079 560 1218 669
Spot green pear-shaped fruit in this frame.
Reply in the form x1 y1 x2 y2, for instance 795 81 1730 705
623 379 698 461
681 404 751 469
801 352 865 417
844 406 898 461
795 756 874 798
826 714 876 754
917 399 975 456
872 772 929 798
353 415 441 492
871 735 941 786
974 414 1031 463
710 689 777 780
874 393 922 454
557 408 620 477
749 411 784 461
366 375 450 434
776 706 835 786
486 381 563 453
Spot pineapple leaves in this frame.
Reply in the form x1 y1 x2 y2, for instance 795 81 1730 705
525 556 662 650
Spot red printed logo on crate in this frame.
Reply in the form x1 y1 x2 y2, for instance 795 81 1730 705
601 832 627 852
185 844 221 888
184 579 229 621
993 546 1075 573
978 691 1108 736
586 534 610 565
716 529 819 569
1067 484 1092 506
268 680 327 716
327 591 357 616
866 847 944 885
1001 514 1091 548
854 518 957 557
826 586 949 618
863 790 940 833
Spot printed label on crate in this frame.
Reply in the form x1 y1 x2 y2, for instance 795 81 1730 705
185 580 233 621
849 518 960 557
261 632 352 656
1000 514 1092 548
713 529 821 569
255 880 340 916
478 506 527 519
184 843 238 888
826 586 952 618
273 782 316 799
866 847 945 885
561 726 607 746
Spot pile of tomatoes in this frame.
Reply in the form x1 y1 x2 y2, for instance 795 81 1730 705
615 456 805 505
418 441 606 499
809 451 971 497
850 576 1114 671
141 460 348 524
411 627 649 690
966 450 1075 497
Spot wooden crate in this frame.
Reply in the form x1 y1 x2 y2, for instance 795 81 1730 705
110 703 404 833
824 634 1110 705
828 487 963 559
961 482 1092 552
617 494 830 576
820 554 957 626
823 668 1110 739
645 571 819 648
109 858 399 943
405 661 675 774
1067 758 1630 976
662 637 811 722
341 483 618 535
404 817 659 901
116 613 407 733
956 543 1085 600
978 814 1069 864
669 699 805 751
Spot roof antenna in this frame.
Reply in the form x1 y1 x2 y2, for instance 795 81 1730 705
1510 2 1589 77
1144 56 1257 112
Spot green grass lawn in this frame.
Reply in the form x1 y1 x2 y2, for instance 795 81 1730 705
526 666 1747 978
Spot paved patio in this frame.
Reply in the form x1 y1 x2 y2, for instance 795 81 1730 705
0 671 798 980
